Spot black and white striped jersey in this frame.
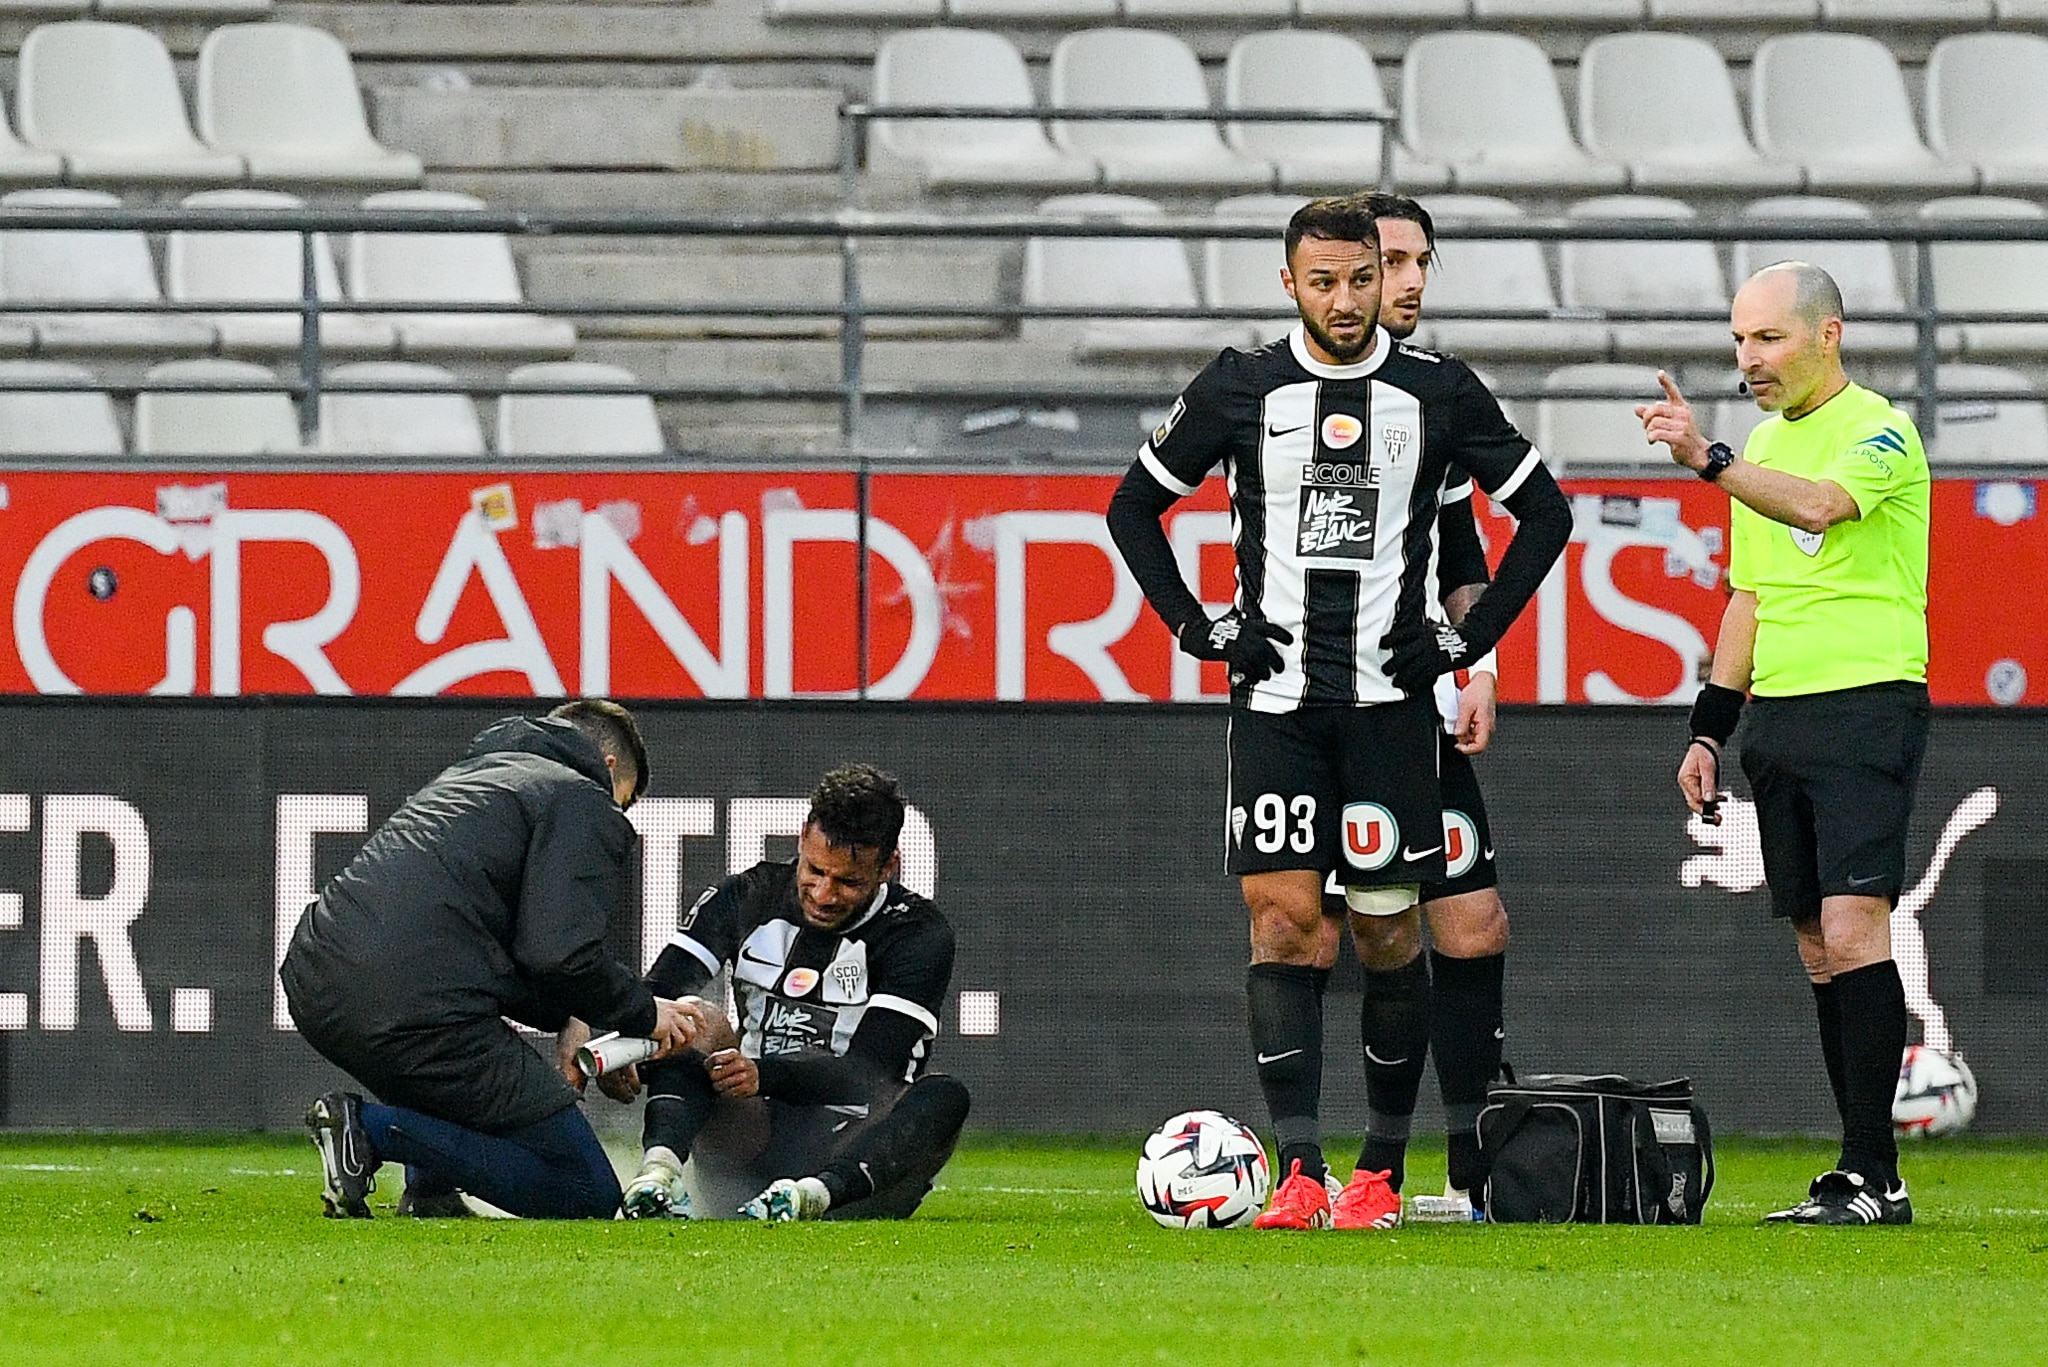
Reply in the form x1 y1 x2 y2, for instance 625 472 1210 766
1135 324 1541 713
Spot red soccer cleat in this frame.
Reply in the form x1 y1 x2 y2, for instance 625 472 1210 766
1331 1167 1402 1230
1252 1158 1333 1230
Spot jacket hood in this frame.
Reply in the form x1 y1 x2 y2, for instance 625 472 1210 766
466 716 613 792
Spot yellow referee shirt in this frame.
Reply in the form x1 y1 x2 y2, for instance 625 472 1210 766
1727 382 1929 698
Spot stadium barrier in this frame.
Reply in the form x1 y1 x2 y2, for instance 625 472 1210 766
0 698 2040 1136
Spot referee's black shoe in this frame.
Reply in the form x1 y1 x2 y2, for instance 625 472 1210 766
306 1091 377 1219
1767 1170 1912 1226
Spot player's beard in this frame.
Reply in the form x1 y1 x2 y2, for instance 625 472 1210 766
1302 311 1373 363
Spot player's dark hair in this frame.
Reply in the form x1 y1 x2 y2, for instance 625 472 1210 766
1357 191 1436 253
547 698 648 806
806 763 905 859
1284 197 1379 266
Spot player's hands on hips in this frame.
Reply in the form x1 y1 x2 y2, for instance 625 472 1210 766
597 1063 642 1104
1635 371 1711 472
556 1017 594 1090
706 1048 759 1099
1176 609 1292 686
1380 618 1487 692
1453 669 1497 755
1678 740 1721 823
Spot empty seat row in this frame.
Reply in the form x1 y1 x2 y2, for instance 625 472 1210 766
872 27 2048 194
782 0 2014 21
0 188 571 358
0 21 418 185
0 359 665 457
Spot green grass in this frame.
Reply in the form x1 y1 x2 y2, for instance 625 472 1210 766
3 1133 2047 1365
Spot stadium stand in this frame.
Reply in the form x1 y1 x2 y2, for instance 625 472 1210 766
348 190 576 358
1416 195 1608 359
195 24 422 185
1399 32 1625 191
0 187 217 353
1049 29 1269 189
1024 192 1249 358
1537 362 1666 469
1203 193 1299 346
0 360 121 455
166 189 398 355
498 361 667 457
1577 33 1802 192
870 29 1095 188
1559 196 1731 359
318 360 487 455
1750 33 1976 190
17 22 244 183
1223 31 1445 192
1924 32 2048 190
133 357 300 456
1929 362 2048 463
1732 197 1918 356
1922 196 2048 355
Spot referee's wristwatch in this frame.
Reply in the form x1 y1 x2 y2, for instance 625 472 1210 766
1697 441 1737 482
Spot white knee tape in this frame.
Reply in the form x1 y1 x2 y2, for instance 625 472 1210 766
1345 884 1420 918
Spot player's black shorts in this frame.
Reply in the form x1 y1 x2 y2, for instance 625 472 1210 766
1738 680 1930 922
1226 694 1444 888
1427 734 1498 902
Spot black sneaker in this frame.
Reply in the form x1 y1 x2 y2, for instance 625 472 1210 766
305 1091 377 1219
395 1187 471 1219
1768 1170 1911 1226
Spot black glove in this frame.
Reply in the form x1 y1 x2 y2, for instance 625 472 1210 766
1177 610 1292 686
1380 618 1489 693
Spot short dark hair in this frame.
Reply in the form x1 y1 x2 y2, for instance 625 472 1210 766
1284 196 1379 265
806 763 905 859
1357 191 1435 251
547 698 648 805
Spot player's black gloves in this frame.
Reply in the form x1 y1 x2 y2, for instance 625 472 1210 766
1379 618 1490 693
1177 609 1292 686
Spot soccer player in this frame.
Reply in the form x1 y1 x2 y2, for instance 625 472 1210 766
1106 197 1571 1230
282 700 693 1219
618 764 969 1222
1639 261 1930 1226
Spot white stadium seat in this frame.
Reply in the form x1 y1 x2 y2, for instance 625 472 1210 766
1537 363 1668 470
1925 33 2048 191
1922 197 2048 355
1049 30 1271 190
134 358 299 457
1223 31 1447 193
1818 0 1991 20
1400 32 1625 192
349 191 575 358
1750 34 1975 191
0 97 62 184
1648 0 1816 16
1024 193 1250 360
870 29 1095 189
319 361 486 455
499 362 665 457
1561 196 1732 359
947 0 1115 18
196 24 422 185
16 22 244 183
166 189 396 355
1297 0 1464 16
1733 197 1917 356
0 360 121 455
1413 195 1607 359
770 0 940 15
0 187 216 353
1204 194 1303 347
1578 33 1802 192
1126 0 1286 17
1929 363 2048 465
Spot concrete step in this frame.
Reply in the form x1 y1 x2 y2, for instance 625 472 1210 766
420 170 916 213
584 336 1204 389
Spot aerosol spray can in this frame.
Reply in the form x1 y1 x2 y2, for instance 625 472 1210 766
576 1031 658 1078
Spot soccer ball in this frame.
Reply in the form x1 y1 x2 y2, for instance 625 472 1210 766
1136 1110 1270 1229
1894 1044 1978 1138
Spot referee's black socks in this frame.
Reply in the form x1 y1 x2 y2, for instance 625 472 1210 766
1247 962 1329 1184
1358 954 1431 1193
1810 978 1850 1129
1834 959 1908 1189
1432 950 1506 1195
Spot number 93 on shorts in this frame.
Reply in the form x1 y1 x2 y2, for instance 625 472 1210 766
1224 695 1445 886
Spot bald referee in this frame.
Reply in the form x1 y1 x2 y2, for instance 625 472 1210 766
1639 261 1930 1227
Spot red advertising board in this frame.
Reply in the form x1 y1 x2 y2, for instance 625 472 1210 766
0 471 2038 704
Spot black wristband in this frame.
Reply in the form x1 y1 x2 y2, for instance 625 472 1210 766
1688 682 1745 744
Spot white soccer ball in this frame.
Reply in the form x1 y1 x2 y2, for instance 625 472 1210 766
1136 1110 1270 1230
1894 1044 1978 1139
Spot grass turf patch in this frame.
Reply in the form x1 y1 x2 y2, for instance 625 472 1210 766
1 1132 2045 1365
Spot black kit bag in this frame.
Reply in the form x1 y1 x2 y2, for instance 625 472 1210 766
1478 1071 1714 1224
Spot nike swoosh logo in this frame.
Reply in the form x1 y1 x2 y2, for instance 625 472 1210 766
1256 1049 1303 1065
1845 874 1888 889
1363 1047 1408 1067
1482 848 1495 861
738 947 782 972
1403 845 1442 860
1493 1027 1505 1040
1266 422 1309 438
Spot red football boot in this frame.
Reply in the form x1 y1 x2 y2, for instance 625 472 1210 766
1331 1167 1402 1230
1252 1158 1333 1230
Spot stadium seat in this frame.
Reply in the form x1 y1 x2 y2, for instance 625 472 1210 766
1925 33 2048 191
134 358 299 457
195 24 422 185
1024 194 1251 360
1922 197 2048 355
166 189 397 355
1048 31 1271 190
1204 194 1302 347
1560 197 1731 360
16 22 244 183
1399 32 1625 192
770 0 939 15
0 187 216 353
0 360 120 455
1412 195 1607 359
869 30 1095 189
0 99 62 184
1537 364 1668 469
1750 34 1975 191
1732 198 1917 356
947 0 1115 18
1223 32 1448 193
1123 0 1290 26
1646 0 1816 15
498 362 665 457
319 361 486 455
1296 0 1465 15
348 191 575 358
1928 362 2048 465
1818 0 1991 20
1708 387 1772 452
1578 34 1802 192
1471 0 1644 17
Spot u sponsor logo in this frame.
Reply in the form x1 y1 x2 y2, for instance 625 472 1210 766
1343 801 1398 872
1442 809 1479 880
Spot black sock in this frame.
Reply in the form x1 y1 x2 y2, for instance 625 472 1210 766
1431 950 1505 1193
1247 963 1328 1185
640 1054 718 1159
1834 960 1907 1189
817 1075 972 1210
1811 978 1849 1129
1358 954 1431 1192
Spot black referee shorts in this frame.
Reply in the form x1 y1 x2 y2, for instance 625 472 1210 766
1738 680 1930 923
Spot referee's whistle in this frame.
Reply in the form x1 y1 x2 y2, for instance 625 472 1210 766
1699 793 1723 826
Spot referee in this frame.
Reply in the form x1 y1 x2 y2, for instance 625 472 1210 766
1639 261 1930 1227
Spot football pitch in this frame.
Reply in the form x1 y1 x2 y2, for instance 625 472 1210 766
3 1133 2046 1366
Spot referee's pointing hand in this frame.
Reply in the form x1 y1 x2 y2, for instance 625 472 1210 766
1636 371 1710 472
